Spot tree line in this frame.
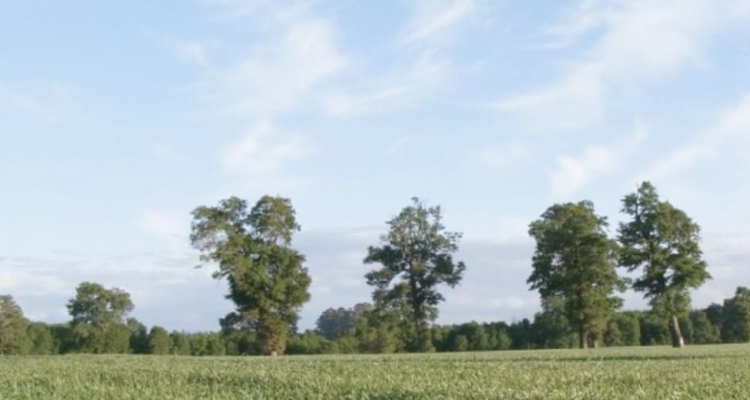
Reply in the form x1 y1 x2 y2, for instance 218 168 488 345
0 285 748 355
1 181 747 355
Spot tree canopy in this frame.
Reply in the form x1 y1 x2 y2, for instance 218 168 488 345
190 195 311 355
528 200 624 349
364 197 466 352
617 182 711 347
0 295 30 355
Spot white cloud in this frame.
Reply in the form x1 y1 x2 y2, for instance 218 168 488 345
0 84 86 124
495 0 750 130
639 92 750 181
163 38 208 65
551 125 647 198
136 211 185 241
221 121 311 176
476 145 528 169
321 51 449 117
320 0 482 118
401 0 479 47
385 136 409 155
552 145 617 198
197 6 347 119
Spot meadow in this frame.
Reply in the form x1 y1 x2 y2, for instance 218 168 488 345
2 345 749 399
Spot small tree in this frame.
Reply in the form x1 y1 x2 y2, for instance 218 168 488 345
364 197 466 352
721 287 750 343
190 195 311 355
315 303 372 340
528 201 624 349
67 282 134 333
148 326 171 355
617 182 711 348
66 282 134 353
0 295 30 355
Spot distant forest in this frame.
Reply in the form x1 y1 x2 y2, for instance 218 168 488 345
1 181 748 355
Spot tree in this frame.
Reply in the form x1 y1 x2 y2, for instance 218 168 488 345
0 295 30 355
689 310 720 344
721 287 750 343
27 322 55 355
364 197 466 352
148 326 171 355
532 296 576 349
190 195 312 355
315 303 372 340
618 182 711 348
528 201 624 349
66 282 134 354
170 331 191 355
127 318 148 354
67 282 134 333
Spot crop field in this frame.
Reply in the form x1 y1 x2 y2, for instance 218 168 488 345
1 345 749 399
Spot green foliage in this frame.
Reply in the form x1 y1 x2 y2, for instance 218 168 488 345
27 322 55 355
689 310 721 344
147 326 171 355
365 197 466 352
618 182 710 347
0 295 30 355
532 296 577 349
720 287 750 343
190 195 311 355
528 201 624 349
127 318 149 354
67 282 134 333
170 331 191 355
315 303 372 340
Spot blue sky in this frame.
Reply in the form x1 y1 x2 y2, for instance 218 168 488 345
2 0 750 332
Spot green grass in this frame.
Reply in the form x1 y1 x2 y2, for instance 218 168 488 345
2 345 749 399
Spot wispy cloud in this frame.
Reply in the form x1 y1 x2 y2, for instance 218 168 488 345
321 51 449 117
494 0 750 131
163 38 209 66
0 84 86 124
221 121 311 176
188 1 347 120
551 124 647 198
476 144 528 169
385 136 409 155
320 0 482 118
638 91 750 181
401 0 479 47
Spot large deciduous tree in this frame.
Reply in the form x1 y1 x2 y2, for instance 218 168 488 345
617 182 711 348
528 201 624 349
190 195 311 355
364 197 466 352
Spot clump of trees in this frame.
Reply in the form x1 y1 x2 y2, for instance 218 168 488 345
526 182 712 348
0 182 743 356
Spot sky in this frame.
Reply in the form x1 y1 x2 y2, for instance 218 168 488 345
1 0 750 332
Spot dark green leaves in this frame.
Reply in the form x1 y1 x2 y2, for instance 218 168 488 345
527 200 623 348
189 195 311 355
364 197 466 351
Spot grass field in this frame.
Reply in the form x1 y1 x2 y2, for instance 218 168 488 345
2 345 749 399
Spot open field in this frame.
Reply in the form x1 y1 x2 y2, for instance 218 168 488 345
2 345 749 399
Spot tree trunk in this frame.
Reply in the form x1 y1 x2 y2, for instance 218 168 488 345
578 324 588 349
670 314 686 348
412 303 428 352
408 278 429 352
